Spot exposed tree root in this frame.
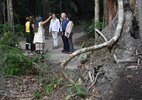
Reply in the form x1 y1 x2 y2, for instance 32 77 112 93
88 72 104 90
60 0 124 84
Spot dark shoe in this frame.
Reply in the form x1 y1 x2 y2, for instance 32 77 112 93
26 45 29 50
54 46 58 49
26 48 29 50
55 46 58 49
62 50 69 53
61 50 65 52
53 46 56 49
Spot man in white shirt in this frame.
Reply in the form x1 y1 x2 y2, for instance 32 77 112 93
49 14 60 49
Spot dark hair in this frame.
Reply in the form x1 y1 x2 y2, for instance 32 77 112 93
67 14 72 21
49 12 52 16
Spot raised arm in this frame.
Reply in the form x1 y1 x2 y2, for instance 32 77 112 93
40 16 52 26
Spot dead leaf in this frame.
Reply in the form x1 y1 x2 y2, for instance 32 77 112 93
92 86 97 92
127 66 138 70
126 75 133 78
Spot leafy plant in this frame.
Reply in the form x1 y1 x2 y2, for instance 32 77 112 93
0 22 24 46
80 19 105 37
0 45 32 75
43 76 60 95
44 83 54 95
34 89 41 99
66 82 87 100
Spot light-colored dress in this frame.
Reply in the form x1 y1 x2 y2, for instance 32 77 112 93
33 22 45 51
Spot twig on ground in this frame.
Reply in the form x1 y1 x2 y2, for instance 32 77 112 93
0 75 23 81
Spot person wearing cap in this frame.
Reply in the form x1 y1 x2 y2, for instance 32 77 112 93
25 16 32 50
33 16 51 54
49 14 60 49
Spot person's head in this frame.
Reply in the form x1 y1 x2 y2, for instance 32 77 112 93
67 14 72 21
30 16 36 23
52 14 56 19
61 13 66 19
36 16 42 22
29 16 32 19
26 16 30 21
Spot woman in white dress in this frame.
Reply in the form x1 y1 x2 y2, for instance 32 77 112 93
33 16 51 54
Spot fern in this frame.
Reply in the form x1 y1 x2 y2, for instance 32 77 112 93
0 45 32 75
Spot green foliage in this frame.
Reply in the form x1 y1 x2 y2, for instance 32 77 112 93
35 74 63 96
0 45 32 75
66 94 73 100
44 83 54 95
0 22 24 46
43 76 60 95
66 82 87 99
0 32 20 46
34 89 41 99
81 42 86 48
80 19 104 33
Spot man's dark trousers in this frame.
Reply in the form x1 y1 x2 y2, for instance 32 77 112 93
62 31 69 52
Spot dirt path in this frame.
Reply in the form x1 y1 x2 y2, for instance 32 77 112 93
20 32 83 69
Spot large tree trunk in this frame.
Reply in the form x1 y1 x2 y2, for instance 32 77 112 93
60 0 124 84
94 0 99 22
6 0 14 31
94 0 99 43
137 0 142 38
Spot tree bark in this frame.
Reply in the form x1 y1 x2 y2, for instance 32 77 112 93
137 0 142 38
60 0 124 84
94 0 99 43
6 0 14 32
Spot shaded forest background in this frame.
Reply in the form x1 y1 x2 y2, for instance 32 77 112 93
0 0 101 25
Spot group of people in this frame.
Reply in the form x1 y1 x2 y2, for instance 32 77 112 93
25 13 74 55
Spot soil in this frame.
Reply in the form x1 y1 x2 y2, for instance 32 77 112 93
94 63 142 100
114 64 142 100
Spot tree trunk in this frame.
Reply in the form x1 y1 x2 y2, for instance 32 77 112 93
2 0 6 24
137 0 142 38
94 0 99 43
6 0 14 32
60 0 124 84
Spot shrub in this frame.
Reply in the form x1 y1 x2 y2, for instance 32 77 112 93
0 22 24 46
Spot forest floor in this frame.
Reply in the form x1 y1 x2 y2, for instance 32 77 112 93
0 26 142 100
0 26 85 100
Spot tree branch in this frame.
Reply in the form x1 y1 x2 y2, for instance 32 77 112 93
60 0 124 84
95 28 108 42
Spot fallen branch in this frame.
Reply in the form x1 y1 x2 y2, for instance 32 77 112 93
116 57 137 63
60 0 124 84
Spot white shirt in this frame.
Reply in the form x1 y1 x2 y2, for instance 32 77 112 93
49 18 60 32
